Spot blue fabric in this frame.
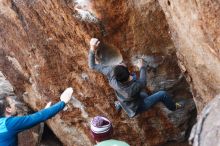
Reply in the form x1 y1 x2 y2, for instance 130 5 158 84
137 91 176 114
130 73 136 81
0 101 65 146
0 118 8 133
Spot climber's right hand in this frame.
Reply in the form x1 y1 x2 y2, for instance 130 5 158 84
60 87 73 104
136 58 145 69
90 38 100 51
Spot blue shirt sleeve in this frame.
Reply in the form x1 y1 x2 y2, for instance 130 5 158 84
5 101 65 133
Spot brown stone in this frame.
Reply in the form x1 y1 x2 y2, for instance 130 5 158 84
0 0 198 145
189 95 220 146
158 0 220 112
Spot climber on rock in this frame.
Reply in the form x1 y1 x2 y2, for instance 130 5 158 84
88 38 183 118
90 116 130 146
0 87 73 146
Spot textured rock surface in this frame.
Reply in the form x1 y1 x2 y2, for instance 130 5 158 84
158 1 220 145
0 72 62 146
158 0 220 112
0 0 196 146
189 95 220 146
0 72 14 96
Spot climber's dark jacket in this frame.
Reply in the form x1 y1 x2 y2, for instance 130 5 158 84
89 50 147 117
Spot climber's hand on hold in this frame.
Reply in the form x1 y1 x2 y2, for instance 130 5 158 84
60 87 73 104
90 38 100 52
136 58 145 69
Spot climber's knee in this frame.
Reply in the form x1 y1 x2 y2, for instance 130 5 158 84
157 91 167 97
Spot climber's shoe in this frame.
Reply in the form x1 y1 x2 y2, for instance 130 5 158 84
175 101 185 110
114 101 122 112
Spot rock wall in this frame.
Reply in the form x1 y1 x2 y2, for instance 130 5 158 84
158 0 220 112
0 0 196 146
189 95 220 146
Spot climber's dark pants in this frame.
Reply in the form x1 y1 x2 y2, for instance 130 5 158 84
137 91 176 114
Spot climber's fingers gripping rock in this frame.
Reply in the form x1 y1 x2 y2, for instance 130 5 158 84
90 38 100 51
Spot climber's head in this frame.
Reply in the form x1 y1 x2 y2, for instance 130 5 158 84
90 116 113 143
114 64 130 82
0 95 18 117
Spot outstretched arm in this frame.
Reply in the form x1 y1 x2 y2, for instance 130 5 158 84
139 66 147 87
137 59 147 88
6 87 73 133
6 101 65 133
88 38 112 76
128 59 147 97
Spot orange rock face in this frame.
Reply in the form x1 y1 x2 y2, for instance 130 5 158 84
0 0 199 146
158 0 220 112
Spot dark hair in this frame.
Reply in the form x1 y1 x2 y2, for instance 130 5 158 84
0 95 9 117
113 65 130 82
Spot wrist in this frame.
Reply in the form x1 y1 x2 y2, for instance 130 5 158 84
89 49 95 54
90 47 95 51
60 100 67 104
140 66 146 70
